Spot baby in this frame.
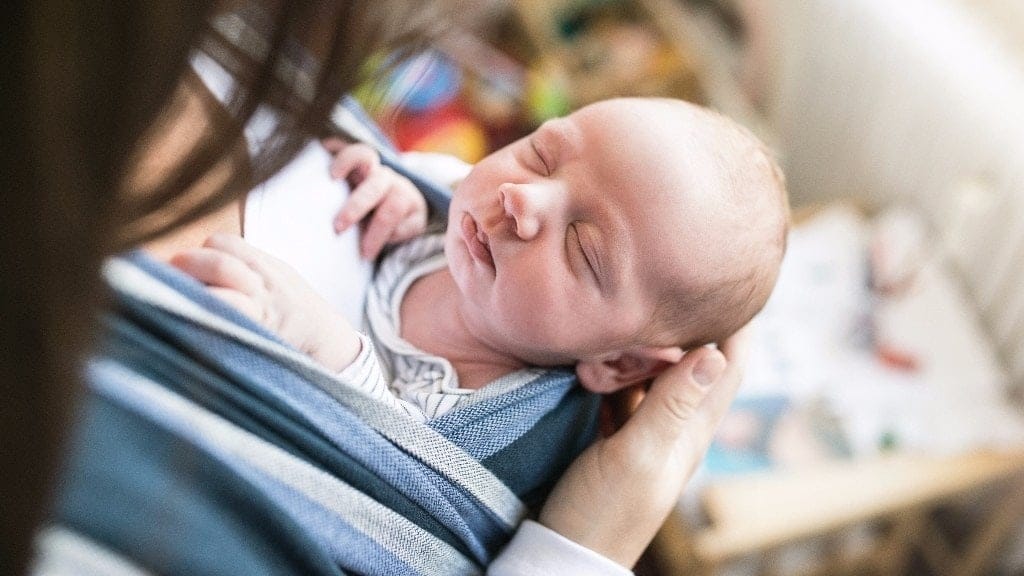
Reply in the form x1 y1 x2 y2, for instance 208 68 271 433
174 97 788 419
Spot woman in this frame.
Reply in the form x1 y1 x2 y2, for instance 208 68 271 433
3 1 747 573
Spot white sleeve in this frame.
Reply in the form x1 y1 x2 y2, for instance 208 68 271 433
335 333 426 421
336 333 389 398
487 520 633 576
242 140 372 329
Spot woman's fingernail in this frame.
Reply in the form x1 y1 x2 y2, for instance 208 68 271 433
693 354 725 388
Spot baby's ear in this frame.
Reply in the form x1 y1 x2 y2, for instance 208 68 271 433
576 346 684 393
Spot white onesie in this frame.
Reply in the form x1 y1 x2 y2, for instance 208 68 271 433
340 234 547 421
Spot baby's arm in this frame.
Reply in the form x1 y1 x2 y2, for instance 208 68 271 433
323 138 428 260
171 233 361 373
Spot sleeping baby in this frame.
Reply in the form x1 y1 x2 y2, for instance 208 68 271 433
172 97 789 420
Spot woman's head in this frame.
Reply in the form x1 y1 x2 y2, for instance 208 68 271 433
4 1 456 568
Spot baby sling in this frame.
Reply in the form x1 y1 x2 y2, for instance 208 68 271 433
41 98 601 575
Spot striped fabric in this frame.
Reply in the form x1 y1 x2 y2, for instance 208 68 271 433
359 234 549 421
44 249 599 574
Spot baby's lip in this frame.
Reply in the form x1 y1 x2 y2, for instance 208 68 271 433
461 213 494 270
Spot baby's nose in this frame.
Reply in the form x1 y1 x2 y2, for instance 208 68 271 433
499 183 543 240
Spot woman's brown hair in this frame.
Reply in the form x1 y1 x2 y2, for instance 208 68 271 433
1 1 451 571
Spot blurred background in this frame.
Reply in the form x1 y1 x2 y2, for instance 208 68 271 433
361 1 1024 574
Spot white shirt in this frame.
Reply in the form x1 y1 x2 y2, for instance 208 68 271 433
339 234 547 421
243 141 372 327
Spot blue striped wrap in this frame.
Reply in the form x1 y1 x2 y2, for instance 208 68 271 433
48 119 601 572
50 250 600 574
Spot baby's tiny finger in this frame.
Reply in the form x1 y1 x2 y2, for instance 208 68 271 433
390 211 428 243
360 196 406 260
360 220 396 261
203 232 255 255
207 286 262 321
204 233 293 283
321 137 347 153
388 183 427 242
204 233 266 269
170 247 263 297
335 172 388 232
329 142 379 182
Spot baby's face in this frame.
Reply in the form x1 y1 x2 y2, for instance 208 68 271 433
445 99 734 366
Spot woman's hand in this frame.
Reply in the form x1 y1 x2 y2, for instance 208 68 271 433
170 233 362 372
323 138 428 260
539 327 752 568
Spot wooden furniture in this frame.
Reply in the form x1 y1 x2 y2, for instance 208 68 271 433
643 0 1024 571
648 200 1024 575
652 450 1024 575
499 2 1024 573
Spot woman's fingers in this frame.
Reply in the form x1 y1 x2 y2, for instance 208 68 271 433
719 323 754 367
695 325 752 430
621 325 752 447
619 326 751 470
626 347 725 445
538 325 753 568
600 384 646 437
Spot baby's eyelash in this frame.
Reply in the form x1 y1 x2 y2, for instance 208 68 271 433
530 140 551 175
571 224 597 280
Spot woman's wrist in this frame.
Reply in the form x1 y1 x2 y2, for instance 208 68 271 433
488 520 632 576
537 439 677 568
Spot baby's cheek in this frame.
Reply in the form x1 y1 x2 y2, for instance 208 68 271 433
515 299 572 344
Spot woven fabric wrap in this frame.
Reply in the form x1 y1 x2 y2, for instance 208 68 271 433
52 255 599 575
46 38 599 570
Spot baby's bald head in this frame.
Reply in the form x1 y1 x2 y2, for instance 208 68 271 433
639 100 789 349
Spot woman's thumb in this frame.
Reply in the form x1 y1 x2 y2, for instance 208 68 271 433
627 347 727 447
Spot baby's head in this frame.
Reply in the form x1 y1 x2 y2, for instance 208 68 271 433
446 97 788 393
627 99 789 347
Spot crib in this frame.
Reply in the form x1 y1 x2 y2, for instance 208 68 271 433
650 0 1024 574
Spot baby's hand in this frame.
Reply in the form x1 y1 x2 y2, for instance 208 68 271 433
170 233 362 372
323 138 428 260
